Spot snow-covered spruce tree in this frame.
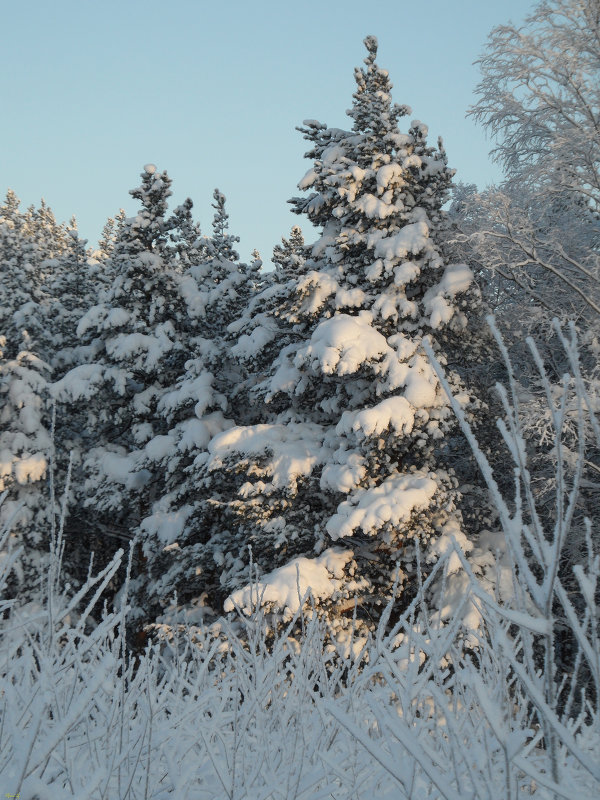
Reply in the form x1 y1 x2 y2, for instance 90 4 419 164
0 192 71 362
220 224 314 413
42 230 113 573
0 199 115 603
146 38 486 637
43 229 108 374
272 225 307 282
20 198 72 266
222 227 311 426
96 208 126 264
210 189 238 262
165 197 204 270
53 166 192 596
0 341 56 603
0 192 69 603
181 189 261 334
131 191 264 624
0 191 37 358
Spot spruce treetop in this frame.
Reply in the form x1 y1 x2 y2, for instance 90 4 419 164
288 37 458 333
272 225 306 281
210 188 240 263
119 165 174 256
348 35 410 143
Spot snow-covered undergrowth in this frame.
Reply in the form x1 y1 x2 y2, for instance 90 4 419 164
1 544 598 799
1 319 599 800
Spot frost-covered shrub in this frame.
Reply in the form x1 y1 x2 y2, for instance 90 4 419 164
425 316 600 787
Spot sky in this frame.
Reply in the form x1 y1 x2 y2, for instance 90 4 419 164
1 0 532 263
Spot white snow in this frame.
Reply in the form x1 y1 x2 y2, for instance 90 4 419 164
354 193 395 219
76 304 105 338
320 451 366 493
105 329 174 370
423 264 473 329
297 270 339 316
365 259 383 282
132 422 154 444
387 131 414 148
402 358 439 407
144 434 176 462
0 449 12 484
326 472 438 540
371 220 430 261
337 396 416 438
298 168 318 190
17 404 42 436
159 371 220 419
393 260 421 286
52 363 106 402
322 143 346 166
140 504 194 547
207 422 328 491
224 547 355 618
376 163 404 192
411 119 428 136
264 351 302 400
426 516 473 575
231 325 274 360
388 332 419 361
335 286 367 309
88 449 149 490
13 454 47 485
105 307 131 328
178 274 207 318
295 313 390 376
176 413 231 453
402 154 422 169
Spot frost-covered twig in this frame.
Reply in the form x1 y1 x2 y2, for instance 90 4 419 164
424 318 600 792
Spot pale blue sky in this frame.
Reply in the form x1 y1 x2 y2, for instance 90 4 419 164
2 0 531 263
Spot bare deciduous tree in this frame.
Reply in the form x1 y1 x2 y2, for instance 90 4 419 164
451 0 600 324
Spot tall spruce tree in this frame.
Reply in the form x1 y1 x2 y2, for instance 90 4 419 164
0 191 36 356
132 191 262 624
0 192 72 603
0 342 55 602
53 166 191 593
138 37 484 638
